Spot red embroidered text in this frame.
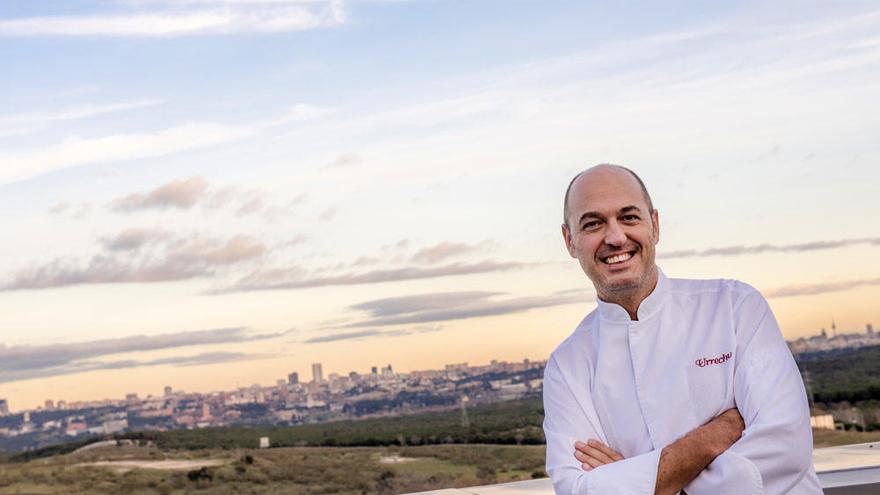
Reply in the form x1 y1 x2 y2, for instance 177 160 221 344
695 352 732 368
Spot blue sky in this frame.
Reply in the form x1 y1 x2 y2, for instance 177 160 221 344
1 0 879 410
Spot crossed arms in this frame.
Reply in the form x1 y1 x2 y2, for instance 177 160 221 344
575 408 745 495
543 290 816 494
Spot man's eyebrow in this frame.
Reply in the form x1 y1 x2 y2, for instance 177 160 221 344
576 206 644 225
577 211 604 224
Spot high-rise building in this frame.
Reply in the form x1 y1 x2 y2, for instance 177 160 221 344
44 399 55 410
311 363 323 383
288 372 299 385
371 366 378 375
164 386 173 397
0 399 8 416
868 323 874 336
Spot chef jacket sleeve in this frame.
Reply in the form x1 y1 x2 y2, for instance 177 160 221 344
684 286 814 495
544 355 662 495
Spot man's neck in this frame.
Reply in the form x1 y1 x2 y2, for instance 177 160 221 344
599 268 659 321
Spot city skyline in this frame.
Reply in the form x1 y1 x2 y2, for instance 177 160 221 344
2 1 880 411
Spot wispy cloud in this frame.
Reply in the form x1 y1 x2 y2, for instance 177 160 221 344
216 260 528 293
0 122 254 186
764 277 880 298
0 2 346 37
1 232 266 291
344 289 589 327
661 237 880 259
0 327 285 383
0 100 161 135
410 241 490 265
99 228 173 251
305 325 442 344
109 177 291 219
111 177 209 211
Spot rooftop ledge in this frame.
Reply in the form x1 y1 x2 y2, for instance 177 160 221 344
408 442 880 495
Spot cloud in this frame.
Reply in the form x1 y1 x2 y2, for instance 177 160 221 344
1 232 267 291
47 202 70 215
319 206 337 221
0 327 285 383
325 152 362 169
344 289 589 327
111 177 209 212
110 179 294 220
0 100 160 128
410 241 488 265
0 2 346 37
99 228 173 251
350 291 501 317
216 260 528 293
661 237 880 259
1 122 255 186
764 277 880 298
305 325 442 344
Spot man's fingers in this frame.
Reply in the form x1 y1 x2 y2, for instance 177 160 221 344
574 440 622 469
587 439 624 462
574 449 605 470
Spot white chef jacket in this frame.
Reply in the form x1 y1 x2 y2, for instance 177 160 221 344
543 268 822 494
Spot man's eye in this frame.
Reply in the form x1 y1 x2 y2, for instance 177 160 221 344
581 221 600 230
622 215 639 222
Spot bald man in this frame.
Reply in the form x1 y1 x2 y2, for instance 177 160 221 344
542 165 821 494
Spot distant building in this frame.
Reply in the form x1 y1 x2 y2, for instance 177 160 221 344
164 386 173 397
371 366 378 375
381 365 394 378
311 363 323 383
868 323 874 336
288 372 299 385
259 436 270 449
0 399 8 416
44 399 55 410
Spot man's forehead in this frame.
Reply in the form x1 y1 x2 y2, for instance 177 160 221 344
570 167 646 208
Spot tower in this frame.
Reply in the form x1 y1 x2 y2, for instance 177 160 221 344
460 395 470 428
311 363 323 383
831 319 837 338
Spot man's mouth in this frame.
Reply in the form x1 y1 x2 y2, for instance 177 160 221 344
602 251 636 265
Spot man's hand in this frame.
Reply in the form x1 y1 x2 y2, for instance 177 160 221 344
574 439 624 470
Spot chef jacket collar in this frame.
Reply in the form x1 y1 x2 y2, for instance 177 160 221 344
596 266 669 322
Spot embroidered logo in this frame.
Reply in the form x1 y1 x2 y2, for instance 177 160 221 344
695 352 732 368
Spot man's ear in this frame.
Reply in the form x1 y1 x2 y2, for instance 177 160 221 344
561 223 576 258
651 209 660 244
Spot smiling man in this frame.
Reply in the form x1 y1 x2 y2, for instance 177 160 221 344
543 165 822 494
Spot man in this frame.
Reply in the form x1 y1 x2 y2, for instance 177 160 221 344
543 164 822 494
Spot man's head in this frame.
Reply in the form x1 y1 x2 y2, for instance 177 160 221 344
561 164 660 307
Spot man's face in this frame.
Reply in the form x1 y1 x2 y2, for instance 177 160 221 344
562 168 659 302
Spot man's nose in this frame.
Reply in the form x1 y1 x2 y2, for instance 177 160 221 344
604 220 626 247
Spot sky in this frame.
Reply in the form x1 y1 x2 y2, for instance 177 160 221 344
1 0 879 412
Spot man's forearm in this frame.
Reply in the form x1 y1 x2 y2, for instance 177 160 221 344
654 409 744 495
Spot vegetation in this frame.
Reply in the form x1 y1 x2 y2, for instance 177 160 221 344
798 346 880 403
115 397 545 452
0 443 546 494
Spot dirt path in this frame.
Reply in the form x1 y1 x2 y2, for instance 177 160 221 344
78 459 226 473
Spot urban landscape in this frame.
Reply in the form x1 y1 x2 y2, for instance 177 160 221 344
0 358 545 453
1 322 877 454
